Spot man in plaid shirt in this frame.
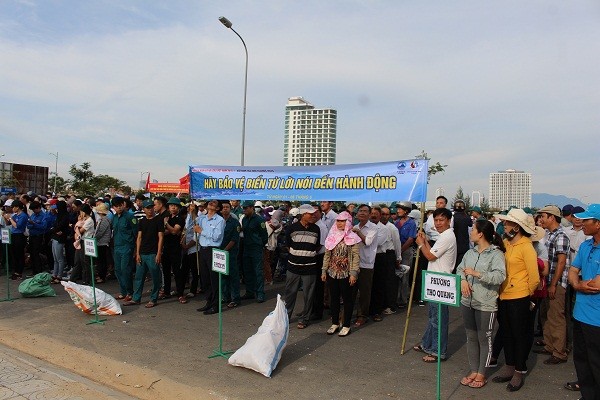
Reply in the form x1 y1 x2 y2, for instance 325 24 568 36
537 205 571 364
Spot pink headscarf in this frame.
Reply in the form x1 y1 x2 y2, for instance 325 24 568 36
324 211 362 251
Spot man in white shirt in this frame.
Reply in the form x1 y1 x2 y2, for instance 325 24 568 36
351 204 379 327
320 201 338 232
369 207 393 321
380 206 402 315
415 207 457 362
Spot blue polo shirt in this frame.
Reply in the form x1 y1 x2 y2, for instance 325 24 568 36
571 238 600 327
11 212 28 234
27 211 47 236
395 217 417 244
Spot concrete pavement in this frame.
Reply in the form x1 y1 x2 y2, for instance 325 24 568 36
0 275 581 399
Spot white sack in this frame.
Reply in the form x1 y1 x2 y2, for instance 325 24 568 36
61 281 122 315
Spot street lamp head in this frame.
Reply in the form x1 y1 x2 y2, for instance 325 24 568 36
219 16 232 28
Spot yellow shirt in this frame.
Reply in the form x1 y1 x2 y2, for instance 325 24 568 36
499 236 540 300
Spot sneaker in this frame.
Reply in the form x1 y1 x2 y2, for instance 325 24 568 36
383 307 396 315
326 324 340 335
185 292 195 298
338 327 351 337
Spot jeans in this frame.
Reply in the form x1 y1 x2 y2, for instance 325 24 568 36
421 302 449 359
133 254 162 303
113 245 133 296
51 239 66 278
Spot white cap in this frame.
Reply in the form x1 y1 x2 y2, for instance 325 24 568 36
254 201 264 208
408 210 421 221
289 207 299 217
3 199 13 207
298 204 317 214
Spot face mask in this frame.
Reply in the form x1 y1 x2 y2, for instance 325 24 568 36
503 227 519 240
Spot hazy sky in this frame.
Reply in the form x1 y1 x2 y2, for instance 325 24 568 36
0 1 598 202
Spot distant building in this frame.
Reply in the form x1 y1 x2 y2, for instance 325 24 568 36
283 97 337 166
489 169 531 209
0 162 49 195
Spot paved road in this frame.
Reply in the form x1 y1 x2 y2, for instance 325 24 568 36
0 276 582 399
0 343 136 399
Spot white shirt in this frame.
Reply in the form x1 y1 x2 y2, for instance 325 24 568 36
384 221 402 262
424 212 454 242
376 221 392 254
354 220 378 269
427 228 456 273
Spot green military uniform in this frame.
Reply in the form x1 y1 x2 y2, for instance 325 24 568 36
241 206 268 301
221 216 241 304
112 210 137 296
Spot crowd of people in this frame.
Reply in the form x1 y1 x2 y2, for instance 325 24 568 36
0 191 598 398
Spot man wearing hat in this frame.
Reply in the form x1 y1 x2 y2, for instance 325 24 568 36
240 200 268 303
568 204 600 400
111 197 138 301
470 206 485 221
284 204 321 329
536 205 571 364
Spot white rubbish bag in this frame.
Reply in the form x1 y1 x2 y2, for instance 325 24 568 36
61 281 122 316
228 294 289 377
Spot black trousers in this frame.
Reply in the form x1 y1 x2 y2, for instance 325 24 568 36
183 252 200 294
162 246 181 294
370 253 388 315
200 247 220 308
573 319 600 400
328 275 353 327
11 233 26 274
312 253 325 318
384 250 398 310
96 245 109 280
498 296 532 372
28 234 45 274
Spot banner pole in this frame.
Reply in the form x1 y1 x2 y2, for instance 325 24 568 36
400 202 426 354
1 243 16 302
87 256 106 325
437 303 442 400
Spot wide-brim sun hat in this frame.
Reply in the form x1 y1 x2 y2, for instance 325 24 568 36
94 203 109 215
494 208 537 235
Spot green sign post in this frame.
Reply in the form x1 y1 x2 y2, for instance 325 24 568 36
208 248 233 359
83 238 106 325
421 271 461 400
0 228 16 302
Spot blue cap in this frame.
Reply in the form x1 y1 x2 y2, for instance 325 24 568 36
574 204 600 220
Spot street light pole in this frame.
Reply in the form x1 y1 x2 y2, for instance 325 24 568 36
49 152 58 194
219 16 248 166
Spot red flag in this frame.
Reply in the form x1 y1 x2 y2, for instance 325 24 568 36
145 173 150 191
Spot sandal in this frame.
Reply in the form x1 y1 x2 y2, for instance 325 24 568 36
460 373 477 386
338 327 351 337
297 322 308 329
122 300 141 306
145 301 157 308
422 354 445 363
227 302 239 308
413 344 426 353
564 381 580 391
469 378 487 389
116 294 126 300
372 314 383 322
178 296 188 304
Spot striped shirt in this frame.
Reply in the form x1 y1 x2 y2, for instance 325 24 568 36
286 221 321 275
545 226 570 288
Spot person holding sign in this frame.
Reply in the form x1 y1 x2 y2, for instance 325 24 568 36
321 211 361 336
456 220 506 389
414 207 456 363
491 208 539 392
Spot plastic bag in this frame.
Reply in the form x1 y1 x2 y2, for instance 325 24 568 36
228 294 289 377
61 281 122 315
18 272 56 297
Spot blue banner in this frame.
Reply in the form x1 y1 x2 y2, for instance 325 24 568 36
189 160 428 203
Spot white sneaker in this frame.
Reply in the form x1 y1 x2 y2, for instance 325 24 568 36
383 307 396 315
185 292 195 298
326 324 340 335
338 327 351 337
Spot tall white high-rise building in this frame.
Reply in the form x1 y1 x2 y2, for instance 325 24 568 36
489 169 532 209
283 97 337 166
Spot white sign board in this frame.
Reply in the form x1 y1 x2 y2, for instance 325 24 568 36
1 228 10 245
212 249 229 275
422 271 460 307
83 238 98 258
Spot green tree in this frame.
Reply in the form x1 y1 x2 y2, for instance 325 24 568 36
68 162 95 195
415 150 447 182
48 173 69 194
480 195 491 214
